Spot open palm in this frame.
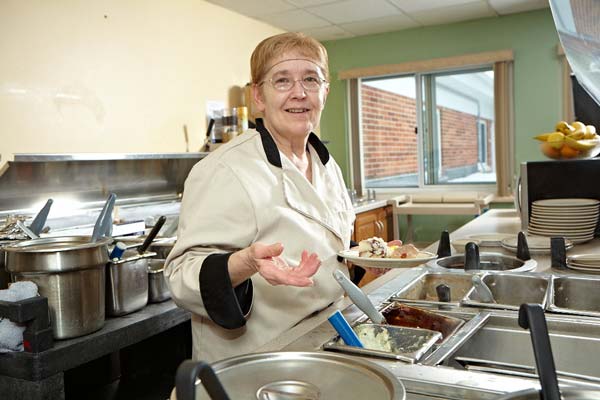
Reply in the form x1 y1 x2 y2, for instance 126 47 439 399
251 243 321 287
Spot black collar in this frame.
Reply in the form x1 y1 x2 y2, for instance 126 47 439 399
255 118 330 168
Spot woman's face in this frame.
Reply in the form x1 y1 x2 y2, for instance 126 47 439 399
253 52 329 141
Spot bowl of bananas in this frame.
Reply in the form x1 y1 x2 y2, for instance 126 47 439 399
535 121 600 160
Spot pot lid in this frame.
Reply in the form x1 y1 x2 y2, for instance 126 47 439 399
3 235 112 253
196 351 405 400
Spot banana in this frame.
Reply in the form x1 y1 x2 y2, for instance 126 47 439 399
534 133 555 141
568 128 585 140
547 132 565 149
555 121 575 134
572 121 586 131
565 136 600 151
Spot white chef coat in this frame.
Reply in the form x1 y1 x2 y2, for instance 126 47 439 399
164 120 355 362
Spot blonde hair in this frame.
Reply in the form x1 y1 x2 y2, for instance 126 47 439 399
250 32 329 84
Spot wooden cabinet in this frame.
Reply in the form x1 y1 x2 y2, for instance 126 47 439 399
352 205 394 287
353 205 393 243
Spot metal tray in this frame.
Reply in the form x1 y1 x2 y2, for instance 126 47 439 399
462 273 550 311
323 323 441 363
380 302 465 343
547 275 600 318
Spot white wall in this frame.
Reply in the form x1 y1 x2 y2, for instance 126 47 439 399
0 1 282 169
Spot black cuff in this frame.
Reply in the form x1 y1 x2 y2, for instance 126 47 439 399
199 253 253 329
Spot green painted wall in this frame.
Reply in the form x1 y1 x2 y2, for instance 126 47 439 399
320 9 561 184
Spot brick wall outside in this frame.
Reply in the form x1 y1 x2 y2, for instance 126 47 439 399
361 85 418 179
362 84 493 180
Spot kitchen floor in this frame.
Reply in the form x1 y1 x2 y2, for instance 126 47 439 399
65 322 191 400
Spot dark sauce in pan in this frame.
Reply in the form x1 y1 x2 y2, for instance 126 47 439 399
382 303 462 341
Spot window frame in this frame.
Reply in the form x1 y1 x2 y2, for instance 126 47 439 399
344 50 514 197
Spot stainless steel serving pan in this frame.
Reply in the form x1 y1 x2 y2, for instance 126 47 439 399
323 323 441 363
547 275 600 318
462 273 550 311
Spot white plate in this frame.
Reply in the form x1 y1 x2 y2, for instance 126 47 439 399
461 233 514 247
338 249 437 269
567 254 600 266
531 209 599 215
529 219 598 227
533 198 600 207
566 264 600 273
530 215 599 223
527 225 596 234
501 235 574 251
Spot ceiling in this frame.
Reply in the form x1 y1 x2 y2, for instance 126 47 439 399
206 0 549 41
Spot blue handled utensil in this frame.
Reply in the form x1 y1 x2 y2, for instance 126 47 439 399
328 310 363 348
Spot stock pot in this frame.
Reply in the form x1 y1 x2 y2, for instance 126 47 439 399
4 236 111 339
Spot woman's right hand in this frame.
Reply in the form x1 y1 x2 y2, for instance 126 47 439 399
229 243 321 287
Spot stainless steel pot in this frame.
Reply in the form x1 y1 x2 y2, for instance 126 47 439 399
106 250 152 316
4 236 111 339
147 259 171 303
176 351 406 400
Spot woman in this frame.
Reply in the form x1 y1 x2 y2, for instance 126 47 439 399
164 32 355 362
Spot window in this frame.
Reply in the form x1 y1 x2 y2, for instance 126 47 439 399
359 67 496 189
342 50 514 196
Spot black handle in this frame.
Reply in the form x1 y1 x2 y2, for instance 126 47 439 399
29 199 53 236
437 230 451 258
518 304 561 400
138 216 166 254
436 284 451 303
550 237 567 270
516 231 531 261
464 242 480 271
176 360 230 400
206 118 215 138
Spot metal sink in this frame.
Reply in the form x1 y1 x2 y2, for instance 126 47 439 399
462 273 550 311
548 275 600 318
442 312 600 385
390 272 474 307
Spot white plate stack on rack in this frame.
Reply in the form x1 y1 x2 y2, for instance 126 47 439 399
567 254 600 273
527 198 600 244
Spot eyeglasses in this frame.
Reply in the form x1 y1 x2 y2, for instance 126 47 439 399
260 74 329 92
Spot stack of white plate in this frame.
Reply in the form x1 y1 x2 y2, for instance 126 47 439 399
567 254 600 273
528 198 599 244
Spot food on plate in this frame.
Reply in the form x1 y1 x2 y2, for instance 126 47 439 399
388 243 420 259
534 121 600 159
358 237 388 258
357 237 421 259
